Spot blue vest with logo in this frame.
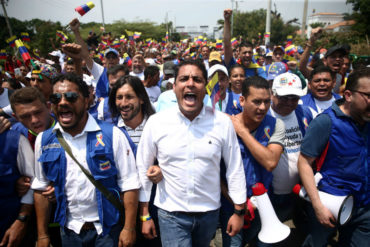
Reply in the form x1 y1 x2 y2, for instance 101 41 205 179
95 68 109 99
317 107 370 207
300 92 341 112
294 105 314 136
39 121 121 235
225 89 242 115
240 115 277 197
0 130 21 238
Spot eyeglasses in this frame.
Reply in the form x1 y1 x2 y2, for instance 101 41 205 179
352 90 370 100
50 92 79 104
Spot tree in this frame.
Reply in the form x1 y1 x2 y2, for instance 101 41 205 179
346 0 370 35
310 22 325 28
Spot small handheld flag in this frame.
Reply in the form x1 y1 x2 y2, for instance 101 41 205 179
21 32 31 42
15 39 31 65
206 72 220 111
231 37 238 46
75 2 95 16
133 32 141 39
0 50 6 61
6 36 17 47
56 30 68 42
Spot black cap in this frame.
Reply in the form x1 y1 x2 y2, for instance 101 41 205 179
325 45 347 58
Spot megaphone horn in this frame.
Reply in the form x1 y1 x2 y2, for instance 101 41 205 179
292 184 354 225
252 183 291 244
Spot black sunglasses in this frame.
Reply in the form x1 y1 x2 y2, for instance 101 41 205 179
50 92 79 104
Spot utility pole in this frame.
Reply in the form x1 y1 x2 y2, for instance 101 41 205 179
1 0 14 37
100 0 105 27
231 0 234 36
265 0 271 45
301 0 308 38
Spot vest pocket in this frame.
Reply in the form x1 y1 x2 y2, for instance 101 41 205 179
38 149 62 181
89 149 117 180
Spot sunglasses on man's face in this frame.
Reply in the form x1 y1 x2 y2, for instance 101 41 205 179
50 92 79 104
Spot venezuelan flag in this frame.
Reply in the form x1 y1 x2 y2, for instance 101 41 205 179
216 39 223 49
264 32 270 38
120 35 126 43
205 72 220 111
125 30 134 40
285 44 296 56
56 30 68 42
33 49 41 60
75 2 95 16
15 39 31 65
0 50 6 60
6 36 17 47
111 39 120 48
133 32 141 39
287 35 293 45
21 32 30 42
231 37 238 46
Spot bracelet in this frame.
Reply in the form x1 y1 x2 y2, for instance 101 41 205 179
305 42 312 48
123 227 135 232
38 236 49 241
140 214 152 222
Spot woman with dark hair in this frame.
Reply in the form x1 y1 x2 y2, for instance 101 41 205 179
108 75 155 145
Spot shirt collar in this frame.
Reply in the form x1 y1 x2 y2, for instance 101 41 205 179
175 103 206 121
52 113 101 137
117 115 147 130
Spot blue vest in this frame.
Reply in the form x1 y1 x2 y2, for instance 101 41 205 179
95 68 109 99
240 115 277 197
225 89 242 115
294 105 314 136
39 121 121 235
301 92 341 112
317 107 370 207
0 130 21 238
11 122 28 137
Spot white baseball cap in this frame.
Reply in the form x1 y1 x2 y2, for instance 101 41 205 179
207 64 228 79
272 72 304 96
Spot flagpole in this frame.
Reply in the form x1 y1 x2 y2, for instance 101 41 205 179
265 0 271 45
100 0 105 27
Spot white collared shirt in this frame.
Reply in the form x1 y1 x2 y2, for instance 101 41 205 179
32 114 140 234
136 105 246 212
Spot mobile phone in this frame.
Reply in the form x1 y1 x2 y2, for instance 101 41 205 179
14 68 22 77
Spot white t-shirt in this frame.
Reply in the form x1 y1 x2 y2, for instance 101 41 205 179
314 96 336 113
0 88 13 116
129 71 144 81
270 109 304 194
145 86 161 103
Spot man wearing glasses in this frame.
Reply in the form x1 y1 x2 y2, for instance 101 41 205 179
32 73 140 247
298 67 370 246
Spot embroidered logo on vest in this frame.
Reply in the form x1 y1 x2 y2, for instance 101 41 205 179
263 126 271 139
303 117 309 129
100 161 111 170
95 133 105 147
42 143 61 150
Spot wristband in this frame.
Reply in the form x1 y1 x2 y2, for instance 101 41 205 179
123 227 135 232
38 236 49 241
140 215 152 222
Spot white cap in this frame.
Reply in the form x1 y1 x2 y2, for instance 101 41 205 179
272 72 304 96
207 64 228 79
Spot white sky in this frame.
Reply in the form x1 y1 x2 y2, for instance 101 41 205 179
3 0 353 30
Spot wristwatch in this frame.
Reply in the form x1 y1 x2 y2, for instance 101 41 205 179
233 208 246 216
17 215 29 223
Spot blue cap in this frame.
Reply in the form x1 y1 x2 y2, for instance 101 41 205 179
104 48 119 57
267 62 287 80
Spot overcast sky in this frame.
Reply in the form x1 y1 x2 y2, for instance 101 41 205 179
3 0 353 30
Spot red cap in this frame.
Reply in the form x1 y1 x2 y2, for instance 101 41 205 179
292 184 301 195
252 183 267 196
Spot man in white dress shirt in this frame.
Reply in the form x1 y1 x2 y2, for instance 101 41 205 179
136 60 247 246
31 73 140 247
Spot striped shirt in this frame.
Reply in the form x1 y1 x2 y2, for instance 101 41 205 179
117 116 147 145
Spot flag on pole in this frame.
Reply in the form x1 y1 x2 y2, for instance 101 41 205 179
21 32 31 42
286 35 293 45
111 39 120 48
6 36 17 47
125 30 134 40
205 72 220 111
15 39 31 65
33 49 41 60
120 35 126 43
285 44 296 56
264 32 270 38
133 32 141 39
216 39 223 49
56 30 68 42
75 2 95 16
0 50 6 61
231 37 238 46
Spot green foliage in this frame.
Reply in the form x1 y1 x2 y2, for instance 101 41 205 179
218 9 299 45
310 22 325 28
346 0 370 35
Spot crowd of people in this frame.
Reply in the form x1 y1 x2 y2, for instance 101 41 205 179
0 8 369 247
